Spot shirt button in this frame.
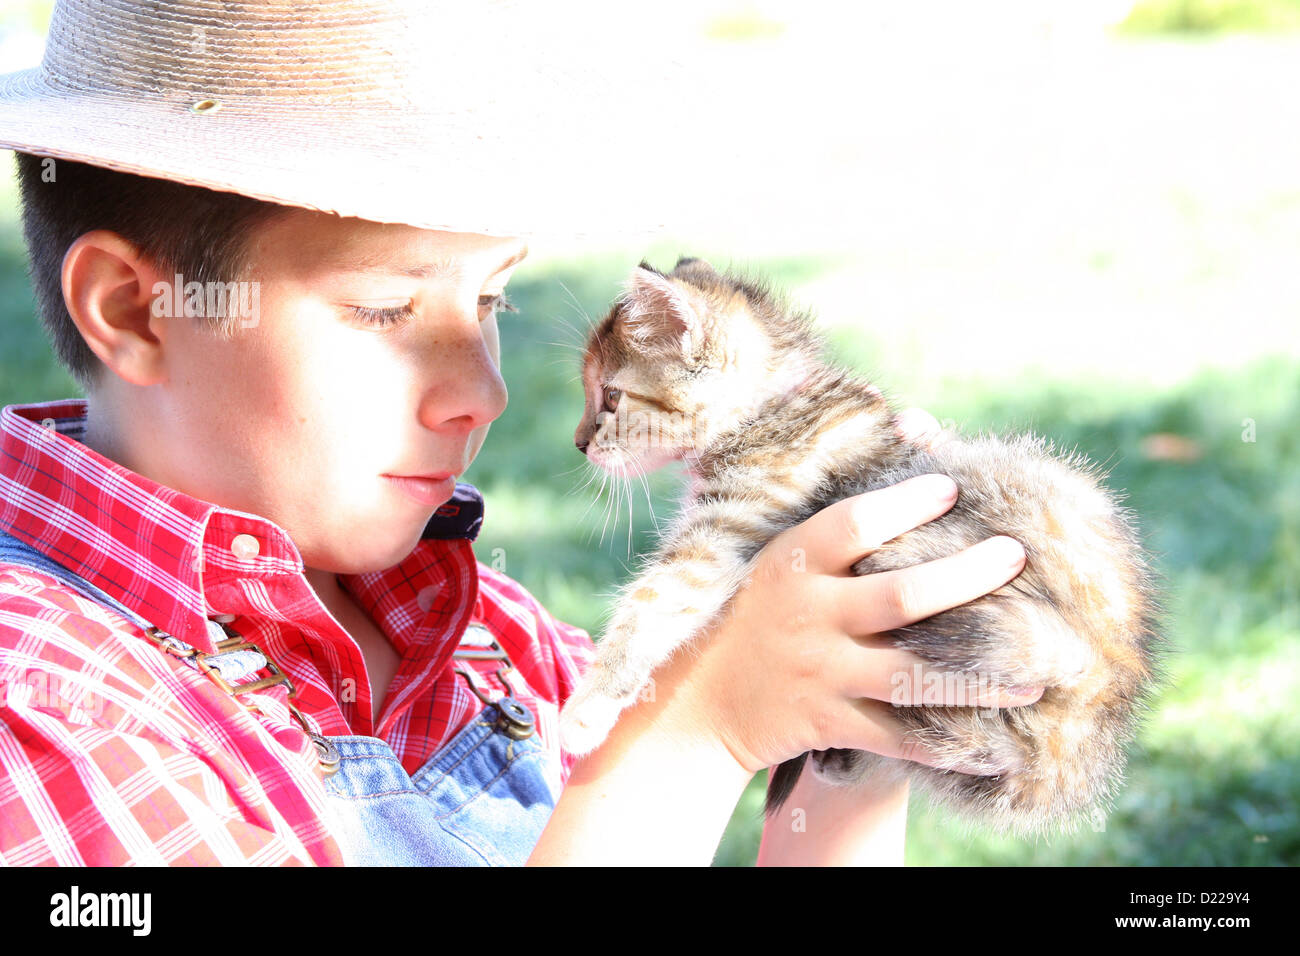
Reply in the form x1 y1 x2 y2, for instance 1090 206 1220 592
212 613 237 624
417 585 440 612
231 534 260 560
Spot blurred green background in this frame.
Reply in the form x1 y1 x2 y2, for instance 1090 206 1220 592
2 1 1296 866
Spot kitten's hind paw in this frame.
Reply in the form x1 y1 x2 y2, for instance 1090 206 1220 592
559 692 627 757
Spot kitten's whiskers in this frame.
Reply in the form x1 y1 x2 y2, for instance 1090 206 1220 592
624 469 635 558
556 280 597 331
599 460 620 547
637 469 661 535
580 467 610 544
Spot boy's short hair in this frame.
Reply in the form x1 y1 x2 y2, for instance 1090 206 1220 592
14 153 293 393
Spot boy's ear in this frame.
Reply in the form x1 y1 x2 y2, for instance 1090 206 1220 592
62 230 170 387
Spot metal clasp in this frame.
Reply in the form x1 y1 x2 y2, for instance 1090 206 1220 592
493 697 536 741
452 628 535 740
287 701 341 776
145 624 339 775
194 632 296 697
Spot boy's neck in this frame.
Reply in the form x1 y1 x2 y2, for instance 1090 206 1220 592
304 566 346 609
82 395 131 474
85 394 345 622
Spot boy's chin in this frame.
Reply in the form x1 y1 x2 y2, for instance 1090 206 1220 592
307 522 430 577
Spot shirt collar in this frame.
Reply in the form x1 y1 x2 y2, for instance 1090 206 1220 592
0 399 483 654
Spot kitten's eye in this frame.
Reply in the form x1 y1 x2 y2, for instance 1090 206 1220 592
350 303 415 329
479 292 518 321
603 387 622 412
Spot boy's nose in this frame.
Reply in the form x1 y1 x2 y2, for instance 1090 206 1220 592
421 331 508 433
452 360 508 431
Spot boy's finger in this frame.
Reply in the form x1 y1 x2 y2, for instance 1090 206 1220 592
893 407 943 450
832 698 1020 775
895 407 966 454
836 535 1027 635
773 474 960 576
837 644 1044 708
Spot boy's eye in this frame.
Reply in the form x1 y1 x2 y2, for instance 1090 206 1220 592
349 293 516 330
350 303 415 329
480 292 517 321
603 387 622 412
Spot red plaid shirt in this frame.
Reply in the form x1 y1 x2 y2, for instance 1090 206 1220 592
0 399 594 865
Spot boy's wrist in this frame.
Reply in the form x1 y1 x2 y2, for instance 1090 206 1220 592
757 765 910 867
531 683 755 866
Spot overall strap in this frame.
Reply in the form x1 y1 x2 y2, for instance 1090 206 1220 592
0 527 266 681
0 526 338 769
0 528 153 631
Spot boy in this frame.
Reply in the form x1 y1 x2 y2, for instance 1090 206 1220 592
0 0 1033 866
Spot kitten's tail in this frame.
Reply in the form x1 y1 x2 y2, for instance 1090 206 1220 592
765 753 808 816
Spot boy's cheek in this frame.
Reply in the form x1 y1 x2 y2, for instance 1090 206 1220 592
484 315 502 368
466 422 492 465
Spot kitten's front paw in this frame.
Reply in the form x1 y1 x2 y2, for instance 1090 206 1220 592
559 690 627 757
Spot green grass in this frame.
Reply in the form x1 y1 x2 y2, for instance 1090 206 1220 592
1 0 54 34
1119 0 1300 33
703 5 788 43
0 203 79 402
2 200 1295 868
472 263 1299 868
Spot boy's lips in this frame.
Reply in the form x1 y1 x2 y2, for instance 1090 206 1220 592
383 473 457 506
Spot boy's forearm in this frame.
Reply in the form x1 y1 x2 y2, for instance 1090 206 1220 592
528 691 754 866
756 767 909 867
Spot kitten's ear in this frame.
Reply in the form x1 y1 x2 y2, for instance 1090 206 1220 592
673 256 716 275
622 267 703 358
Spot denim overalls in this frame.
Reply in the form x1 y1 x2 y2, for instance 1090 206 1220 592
0 528 560 866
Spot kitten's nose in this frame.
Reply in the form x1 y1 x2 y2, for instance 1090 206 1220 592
575 438 589 455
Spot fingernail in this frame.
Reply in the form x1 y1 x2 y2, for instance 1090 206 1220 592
919 474 958 502
952 763 995 776
1005 685 1044 702
988 536 1025 568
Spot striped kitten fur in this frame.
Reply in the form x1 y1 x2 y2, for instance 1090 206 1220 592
561 257 1161 833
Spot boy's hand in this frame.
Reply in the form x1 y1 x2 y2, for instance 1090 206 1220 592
643 471 1032 776
532 469 1032 865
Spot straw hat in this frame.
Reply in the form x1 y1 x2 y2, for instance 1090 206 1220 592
0 0 693 238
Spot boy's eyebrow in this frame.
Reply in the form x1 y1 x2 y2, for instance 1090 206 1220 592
334 245 529 280
493 246 529 275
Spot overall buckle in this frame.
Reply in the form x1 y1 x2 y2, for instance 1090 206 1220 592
144 624 340 775
452 628 535 740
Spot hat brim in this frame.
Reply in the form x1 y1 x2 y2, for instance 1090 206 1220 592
0 66 675 241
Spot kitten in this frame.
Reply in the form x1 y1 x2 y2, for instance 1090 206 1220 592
561 257 1161 833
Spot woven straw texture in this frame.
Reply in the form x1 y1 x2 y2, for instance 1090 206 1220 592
0 0 692 237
